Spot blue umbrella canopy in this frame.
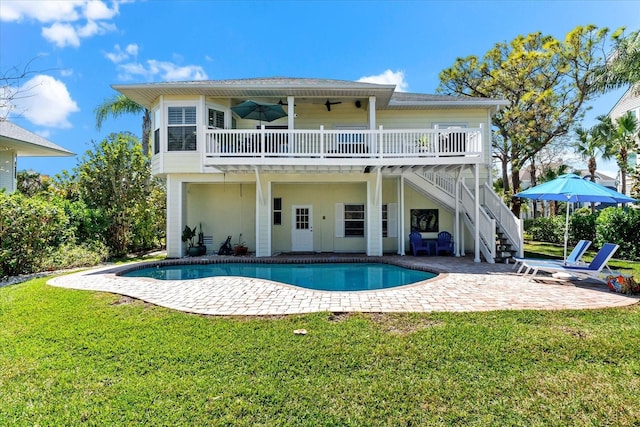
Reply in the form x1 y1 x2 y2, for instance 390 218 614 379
515 174 636 262
231 100 287 123
515 174 636 203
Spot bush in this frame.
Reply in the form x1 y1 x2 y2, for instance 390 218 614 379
0 192 72 278
527 216 566 244
596 207 640 260
40 241 110 271
569 207 598 245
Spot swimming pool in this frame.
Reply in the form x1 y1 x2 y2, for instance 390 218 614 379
122 262 436 291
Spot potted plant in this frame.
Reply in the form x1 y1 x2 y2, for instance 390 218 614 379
233 233 248 256
181 225 200 256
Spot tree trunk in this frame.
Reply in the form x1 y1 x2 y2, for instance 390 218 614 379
589 156 597 213
142 109 151 157
510 166 522 217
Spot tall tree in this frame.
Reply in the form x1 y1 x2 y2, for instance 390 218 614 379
606 112 640 196
438 25 614 216
76 132 150 256
94 94 151 156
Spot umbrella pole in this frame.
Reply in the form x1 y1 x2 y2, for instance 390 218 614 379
563 201 570 264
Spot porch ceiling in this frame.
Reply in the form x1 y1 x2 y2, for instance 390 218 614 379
205 164 369 174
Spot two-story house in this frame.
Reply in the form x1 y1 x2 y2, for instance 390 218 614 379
113 77 522 262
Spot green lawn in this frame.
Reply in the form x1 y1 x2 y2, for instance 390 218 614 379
1 276 639 426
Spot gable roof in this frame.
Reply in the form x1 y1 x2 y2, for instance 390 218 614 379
0 121 74 157
112 77 508 112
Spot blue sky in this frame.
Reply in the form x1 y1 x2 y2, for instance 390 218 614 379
1 0 639 177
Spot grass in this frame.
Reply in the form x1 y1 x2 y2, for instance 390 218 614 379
1 275 639 426
524 241 640 279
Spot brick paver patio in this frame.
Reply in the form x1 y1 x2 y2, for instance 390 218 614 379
47 254 638 315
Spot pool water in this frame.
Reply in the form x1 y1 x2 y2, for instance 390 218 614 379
123 262 436 291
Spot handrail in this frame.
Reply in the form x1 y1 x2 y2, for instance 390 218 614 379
480 184 523 258
461 182 496 262
204 127 482 159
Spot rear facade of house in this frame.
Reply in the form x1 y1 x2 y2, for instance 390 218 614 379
114 77 523 262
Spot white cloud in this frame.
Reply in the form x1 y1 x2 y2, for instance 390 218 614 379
0 0 82 23
117 59 208 82
358 70 409 92
42 22 81 47
104 43 138 63
1 0 124 47
10 75 79 128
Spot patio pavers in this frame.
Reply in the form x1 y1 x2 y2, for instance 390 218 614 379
47 254 638 316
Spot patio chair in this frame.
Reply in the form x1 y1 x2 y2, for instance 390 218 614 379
436 231 454 256
513 239 591 274
521 243 619 283
409 231 430 256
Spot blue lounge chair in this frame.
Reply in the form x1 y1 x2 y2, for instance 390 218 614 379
521 243 619 283
513 239 591 274
409 231 430 256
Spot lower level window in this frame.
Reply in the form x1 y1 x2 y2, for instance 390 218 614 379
344 204 365 237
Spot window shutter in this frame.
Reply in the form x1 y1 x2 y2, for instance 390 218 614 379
335 203 344 238
388 203 398 237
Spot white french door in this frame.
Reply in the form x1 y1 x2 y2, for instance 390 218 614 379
291 205 313 251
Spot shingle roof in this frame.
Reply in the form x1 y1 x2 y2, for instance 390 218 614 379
0 121 74 157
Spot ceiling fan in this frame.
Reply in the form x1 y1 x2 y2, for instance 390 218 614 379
278 99 296 106
325 99 342 111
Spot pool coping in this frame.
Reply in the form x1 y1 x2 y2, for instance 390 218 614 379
47 254 639 316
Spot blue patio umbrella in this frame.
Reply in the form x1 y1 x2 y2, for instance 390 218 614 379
515 174 636 262
231 100 287 125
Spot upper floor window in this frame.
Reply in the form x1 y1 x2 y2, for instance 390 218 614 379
208 108 225 128
168 106 197 151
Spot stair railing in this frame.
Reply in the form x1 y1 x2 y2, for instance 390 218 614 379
479 184 523 257
461 182 496 262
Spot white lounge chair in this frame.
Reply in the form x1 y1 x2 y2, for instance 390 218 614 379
513 239 592 274
521 243 619 283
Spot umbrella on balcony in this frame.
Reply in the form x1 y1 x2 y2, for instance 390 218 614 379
231 100 287 125
515 174 636 263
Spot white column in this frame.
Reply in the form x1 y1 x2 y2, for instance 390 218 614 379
398 175 405 255
366 171 383 256
474 163 481 262
166 175 184 258
254 172 271 257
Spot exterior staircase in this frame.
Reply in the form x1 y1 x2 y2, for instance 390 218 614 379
407 170 523 263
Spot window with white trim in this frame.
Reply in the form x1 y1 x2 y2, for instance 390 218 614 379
168 106 197 151
344 204 365 237
208 107 225 128
273 197 282 225
153 108 160 154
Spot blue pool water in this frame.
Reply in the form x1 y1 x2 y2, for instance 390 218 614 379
122 263 436 291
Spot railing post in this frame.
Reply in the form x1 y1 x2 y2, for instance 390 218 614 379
378 125 383 158
319 125 324 158
260 125 265 158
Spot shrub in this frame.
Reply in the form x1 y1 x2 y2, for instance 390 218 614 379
40 241 110 271
596 207 640 260
569 207 598 245
527 216 565 244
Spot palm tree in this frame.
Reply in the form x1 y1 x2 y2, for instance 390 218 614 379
94 94 151 156
574 125 611 212
595 112 640 196
594 29 640 94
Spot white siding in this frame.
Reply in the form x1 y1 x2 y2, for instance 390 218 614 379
0 150 16 192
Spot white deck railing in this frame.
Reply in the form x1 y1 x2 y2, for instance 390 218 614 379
204 126 483 161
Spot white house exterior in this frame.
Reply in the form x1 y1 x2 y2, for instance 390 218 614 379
609 85 640 195
0 121 74 192
113 78 522 262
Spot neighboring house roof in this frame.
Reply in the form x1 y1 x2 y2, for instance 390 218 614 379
112 77 508 112
0 121 74 157
608 84 640 120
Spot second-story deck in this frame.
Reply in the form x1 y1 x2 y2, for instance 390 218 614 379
203 126 485 172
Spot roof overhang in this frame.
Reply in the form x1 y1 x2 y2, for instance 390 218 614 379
0 121 74 157
112 78 397 110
